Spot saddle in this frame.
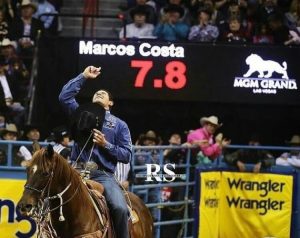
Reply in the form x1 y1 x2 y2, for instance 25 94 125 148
84 180 140 238
83 180 114 238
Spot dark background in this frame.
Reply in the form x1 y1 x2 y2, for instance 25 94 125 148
35 37 300 145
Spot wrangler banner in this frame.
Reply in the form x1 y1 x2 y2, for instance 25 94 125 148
198 171 221 238
0 179 36 238
198 171 293 238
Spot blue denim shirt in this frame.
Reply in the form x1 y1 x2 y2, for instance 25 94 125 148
59 73 132 173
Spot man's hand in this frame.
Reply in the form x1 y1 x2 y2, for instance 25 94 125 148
93 129 107 147
221 138 231 147
237 160 246 172
215 133 223 143
193 139 209 146
83 66 101 79
253 162 262 173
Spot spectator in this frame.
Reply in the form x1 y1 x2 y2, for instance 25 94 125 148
187 115 230 161
224 135 274 173
164 133 187 175
1 123 18 140
0 123 23 166
243 0 259 40
202 0 226 28
0 9 8 41
214 0 231 16
51 125 71 160
33 0 58 35
253 23 274 43
0 38 29 106
154 4 189 41
258 0 281 24
161 132 185 236
19 124 41 164
119 6 155 39
125 0 157 25
0 42 26 126
160 0 191 24
114 162 132 190
267 12 290 44
285 0 300 32
226 0 243 19
188 7 219 42
222 16 247 43
0 38 28 125
9 0 44 69
135 130 161 223
276 135 300 167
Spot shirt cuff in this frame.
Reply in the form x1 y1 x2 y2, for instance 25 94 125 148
104 142 114 150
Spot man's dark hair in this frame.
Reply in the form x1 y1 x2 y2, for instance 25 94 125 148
102 89 114 101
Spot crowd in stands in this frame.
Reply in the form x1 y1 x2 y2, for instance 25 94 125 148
0 0 61 136
1 113 300 236
119 0 300 45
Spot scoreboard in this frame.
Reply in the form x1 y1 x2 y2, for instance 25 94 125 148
69 39 300 105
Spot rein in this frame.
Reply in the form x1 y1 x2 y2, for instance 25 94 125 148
27 133 105 238
25 162 81 237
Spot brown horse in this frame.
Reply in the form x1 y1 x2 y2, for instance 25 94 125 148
17 144 153 238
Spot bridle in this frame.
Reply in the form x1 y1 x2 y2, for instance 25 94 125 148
24 164 79 238
24 171 54 195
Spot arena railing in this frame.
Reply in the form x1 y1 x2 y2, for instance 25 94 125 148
2 141 300 238
131 145 195 238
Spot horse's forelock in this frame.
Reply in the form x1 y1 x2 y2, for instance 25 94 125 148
29 148 54 173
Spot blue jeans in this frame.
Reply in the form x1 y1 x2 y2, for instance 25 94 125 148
90 170 129 238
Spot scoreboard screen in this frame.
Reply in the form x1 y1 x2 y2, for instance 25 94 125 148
77 40 300 105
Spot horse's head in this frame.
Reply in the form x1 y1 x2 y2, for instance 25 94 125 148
17 144 56 216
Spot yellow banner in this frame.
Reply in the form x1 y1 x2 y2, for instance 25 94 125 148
0 179 36 238
219 172 293 238
199 171 221 238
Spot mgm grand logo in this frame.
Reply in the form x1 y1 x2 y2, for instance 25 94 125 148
234 54 297 94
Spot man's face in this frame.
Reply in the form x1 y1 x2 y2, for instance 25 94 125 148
169 134 181 145
204 123 217 135
1 46 14 58
168 12 181 24
61 136 70 147
229 19 241 31
92 90 113 110
134 14 146 26
143 139 157 146
26 129 40 141
21 6 34 18
3 132 17 141
199 12 210 23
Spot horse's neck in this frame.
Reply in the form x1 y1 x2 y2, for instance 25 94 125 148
50 176 100 237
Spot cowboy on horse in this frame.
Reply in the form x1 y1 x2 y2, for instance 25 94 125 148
58 66 132 238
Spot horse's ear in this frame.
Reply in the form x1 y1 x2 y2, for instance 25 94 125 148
32 141 41 153
45 144 54 159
